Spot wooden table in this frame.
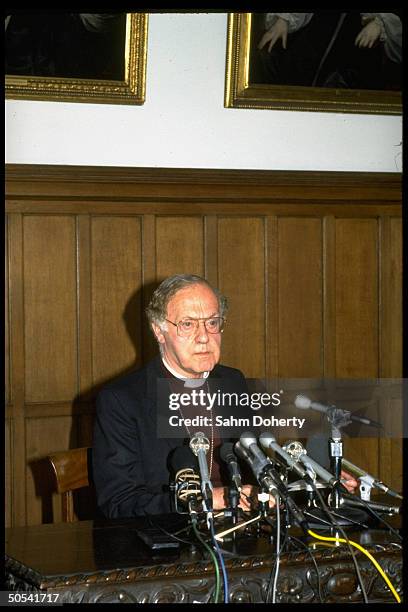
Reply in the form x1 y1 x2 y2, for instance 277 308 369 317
5 514 403 604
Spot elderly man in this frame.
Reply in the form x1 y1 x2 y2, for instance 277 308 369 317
93 274 357 518
93 274 258 518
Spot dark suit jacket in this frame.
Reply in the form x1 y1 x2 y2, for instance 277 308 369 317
93 356 247 518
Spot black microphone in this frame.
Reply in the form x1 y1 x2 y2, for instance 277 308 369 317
234 441 269 483
170 446 202 514
294 394 383 428
238 433 278 490
341 492 401 515
220 442 242 492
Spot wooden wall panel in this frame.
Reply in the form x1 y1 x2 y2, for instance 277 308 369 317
5 418 12 528
278 218 322 378
386 218 402 375
335 219 379 378
91 216 142 388
4 166 402 526
156 217 204 280
25 416 74 526
335 218 379 478
5 218 10 405
378 217 402 490
23 216 77 403
218 217 265 378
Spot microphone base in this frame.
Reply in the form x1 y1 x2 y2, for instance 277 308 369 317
304 506 370 530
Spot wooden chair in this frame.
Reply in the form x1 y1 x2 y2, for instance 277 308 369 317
48 447 91 522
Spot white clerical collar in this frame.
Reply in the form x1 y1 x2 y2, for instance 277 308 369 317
161 357 209 387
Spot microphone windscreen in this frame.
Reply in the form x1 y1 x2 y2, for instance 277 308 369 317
294 394 311 409
240 431 257 449
170 446 198 475
219 442 235 463
259 432 276 447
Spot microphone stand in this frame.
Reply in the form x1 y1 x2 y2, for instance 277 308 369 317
318 406 370 528
227 485 239 526
325 405 351 509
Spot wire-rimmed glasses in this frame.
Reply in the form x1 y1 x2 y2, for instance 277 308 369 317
165 316 225 337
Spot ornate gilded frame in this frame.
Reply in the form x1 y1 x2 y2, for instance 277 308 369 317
5 13 148 105
225 13 401 115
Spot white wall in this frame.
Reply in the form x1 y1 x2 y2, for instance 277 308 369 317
5 13 402 172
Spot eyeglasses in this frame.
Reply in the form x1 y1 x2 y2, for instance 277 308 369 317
165 316 225 337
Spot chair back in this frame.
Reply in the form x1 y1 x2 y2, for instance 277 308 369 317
48 447 91 522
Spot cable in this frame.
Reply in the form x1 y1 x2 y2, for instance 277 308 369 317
271 493 281 603
308 529 401 604
312 485 369 603
191 517 220 603
147 516 197 547
214 513 262 541
209 516 229 603
288 534 323 603
264 493 282 603
342 496 402 542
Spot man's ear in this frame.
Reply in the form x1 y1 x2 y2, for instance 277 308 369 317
152 322 165 344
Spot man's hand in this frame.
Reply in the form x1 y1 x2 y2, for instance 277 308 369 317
258 18 289 52
212 485 276 511
355 19 381 48
341 469 359 493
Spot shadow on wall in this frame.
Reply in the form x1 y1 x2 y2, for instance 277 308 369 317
29 280 162 523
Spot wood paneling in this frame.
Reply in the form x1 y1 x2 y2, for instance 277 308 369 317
335 219 379 379
156 216 204 280
5 418 12 528
23 216 77 403
218 217 265 378
26 416 74 525
5 217 10 405
91 216 142 387
278 218 322 378
335 219 379 477
5 165 402 526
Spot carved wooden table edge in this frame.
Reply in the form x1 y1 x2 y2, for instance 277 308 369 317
5 542 402 604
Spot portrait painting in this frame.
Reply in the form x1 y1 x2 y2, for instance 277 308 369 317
5 12 148 105
225 12 402 114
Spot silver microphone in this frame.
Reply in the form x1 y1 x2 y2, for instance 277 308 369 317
283 439 343 489
189 432 213 501
259 432 308 480
341 457 403 500
294 394 382 428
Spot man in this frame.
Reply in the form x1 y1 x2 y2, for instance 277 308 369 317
93 274 357 518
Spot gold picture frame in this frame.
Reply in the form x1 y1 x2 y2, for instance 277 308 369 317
225 13 401 115
5 13 148 105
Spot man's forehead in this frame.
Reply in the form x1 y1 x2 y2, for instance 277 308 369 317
167 284 218 311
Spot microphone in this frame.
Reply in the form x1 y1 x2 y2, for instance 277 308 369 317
220 442 242 491
238 434 309 532
234 440 268 482
294 394 383 428
283 440 348 493
189 432 213 505
341 457 403 500
170 446 202 514
341 492 401 515
238 433 278 492
259 432 309 481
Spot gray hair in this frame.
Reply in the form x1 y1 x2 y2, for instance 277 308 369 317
146 274 228 330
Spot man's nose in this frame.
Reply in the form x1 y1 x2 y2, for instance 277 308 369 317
195 320 209 341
